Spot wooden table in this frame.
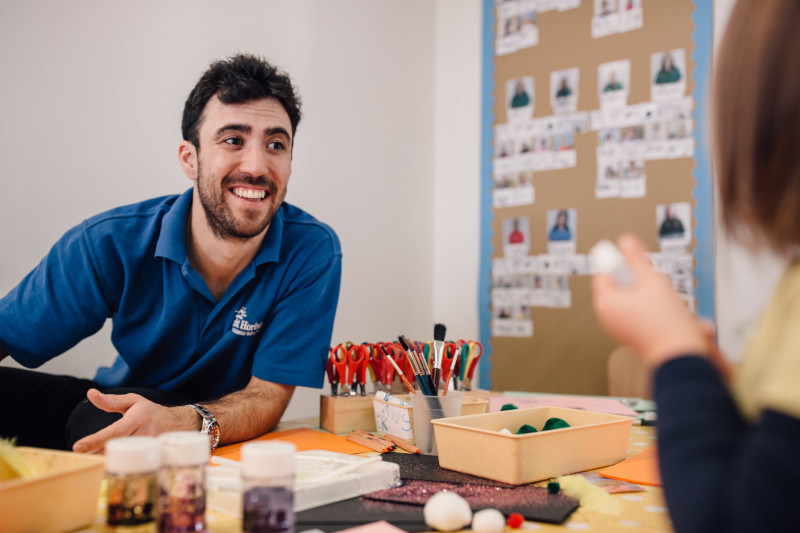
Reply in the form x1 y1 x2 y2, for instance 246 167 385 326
82 419 672 533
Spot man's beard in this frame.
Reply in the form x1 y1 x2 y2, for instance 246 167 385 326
196 162 286 241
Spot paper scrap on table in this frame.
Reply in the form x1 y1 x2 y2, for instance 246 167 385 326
598 444 661 487
335 520 409 533
213 428 372 461
489 395 638 417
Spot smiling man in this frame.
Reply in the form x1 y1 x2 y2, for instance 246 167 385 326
0 54 342 452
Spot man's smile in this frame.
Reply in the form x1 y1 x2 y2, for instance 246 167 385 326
230 186 268 201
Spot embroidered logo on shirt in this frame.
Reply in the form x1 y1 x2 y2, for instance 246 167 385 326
232 307 262 337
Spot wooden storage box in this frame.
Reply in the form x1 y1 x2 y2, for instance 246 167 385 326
431 406 632 484
320 394 377 434
0 447 106 533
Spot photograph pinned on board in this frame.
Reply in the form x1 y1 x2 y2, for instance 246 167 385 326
496 0 520 56
518 0 539 49
656 202 692 252
493 171 535 208
596 160 621 199
598 128 621 146
535 134 553 152
506 76 535 122
621 125 645 143
550 68 579 114
621 159 646 198
546 208 577 254
651 49 687 102
592 0 620 38
598 59 630 109
492 304 533 338
618 0 644 32
503 216 531 257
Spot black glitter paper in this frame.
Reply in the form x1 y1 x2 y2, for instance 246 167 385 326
380 452 518 488
296 497 427 533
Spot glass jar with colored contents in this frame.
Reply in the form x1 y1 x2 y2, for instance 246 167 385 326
157 431 210 533
241 441 297 533
105 436 161 532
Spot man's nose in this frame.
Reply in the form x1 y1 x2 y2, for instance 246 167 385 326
239 144 269 177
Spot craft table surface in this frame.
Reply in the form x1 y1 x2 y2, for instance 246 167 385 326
80 418 672 533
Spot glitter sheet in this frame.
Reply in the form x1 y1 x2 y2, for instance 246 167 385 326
364 480 578 524
380 452 517 488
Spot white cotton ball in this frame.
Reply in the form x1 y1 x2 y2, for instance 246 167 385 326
499 428 513 435
472 508 506 533
423 491 473 531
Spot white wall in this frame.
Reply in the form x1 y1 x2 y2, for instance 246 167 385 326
0 1 482 419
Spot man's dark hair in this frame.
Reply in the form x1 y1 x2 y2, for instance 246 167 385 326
181 54 302 149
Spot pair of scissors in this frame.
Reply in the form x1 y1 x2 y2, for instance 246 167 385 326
330 343 366 396
366 343 388 393
463 341 483 391
441 342 459 389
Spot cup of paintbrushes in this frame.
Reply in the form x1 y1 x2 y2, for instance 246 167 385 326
410 391 464 455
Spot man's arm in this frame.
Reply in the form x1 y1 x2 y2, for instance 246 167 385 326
72 375 294 453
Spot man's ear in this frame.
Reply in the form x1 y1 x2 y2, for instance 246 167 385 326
178 141 198 181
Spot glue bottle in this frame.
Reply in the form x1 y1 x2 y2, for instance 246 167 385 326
105 436 161 532
157 431 209 533
241 441 297 533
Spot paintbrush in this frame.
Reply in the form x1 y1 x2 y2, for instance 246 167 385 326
402 335 437 395
398 336 431 395
432 323 446 394
380 345 416 394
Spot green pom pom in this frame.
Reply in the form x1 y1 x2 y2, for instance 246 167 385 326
516 424 538 434
501 403 519 411
547 481 560 494
542 417 570 431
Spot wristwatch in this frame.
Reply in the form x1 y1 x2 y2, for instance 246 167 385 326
188 403 220 450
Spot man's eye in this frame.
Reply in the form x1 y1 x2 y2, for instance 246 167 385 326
224 137 242 146
268 141 286 151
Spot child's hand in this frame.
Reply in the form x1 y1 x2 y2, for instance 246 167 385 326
591 234 708 368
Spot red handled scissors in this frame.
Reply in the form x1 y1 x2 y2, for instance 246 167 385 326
330 343 366 396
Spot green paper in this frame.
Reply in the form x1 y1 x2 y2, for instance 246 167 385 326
516 424 538 434
500 403 519 411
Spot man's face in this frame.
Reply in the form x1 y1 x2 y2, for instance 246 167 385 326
185 96 293 241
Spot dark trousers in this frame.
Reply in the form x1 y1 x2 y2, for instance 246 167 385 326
0 367 191 451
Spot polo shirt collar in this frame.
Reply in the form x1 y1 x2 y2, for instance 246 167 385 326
154 188 284 266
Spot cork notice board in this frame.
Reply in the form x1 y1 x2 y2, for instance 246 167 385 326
480 0 714 395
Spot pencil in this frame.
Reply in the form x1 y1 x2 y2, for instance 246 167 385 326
352 430 396 450
384 433 421 454
346 432 389 452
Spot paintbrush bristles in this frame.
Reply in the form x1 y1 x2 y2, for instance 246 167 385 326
433 323 446 342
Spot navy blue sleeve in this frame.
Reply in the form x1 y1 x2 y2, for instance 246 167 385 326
654 356 800 533
0 223 111 366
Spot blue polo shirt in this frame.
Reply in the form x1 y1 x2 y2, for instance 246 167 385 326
0 189 342 400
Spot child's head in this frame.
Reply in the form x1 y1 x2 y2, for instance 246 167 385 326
714 0 800 254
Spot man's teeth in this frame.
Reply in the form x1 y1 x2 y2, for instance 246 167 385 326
232 187 266 200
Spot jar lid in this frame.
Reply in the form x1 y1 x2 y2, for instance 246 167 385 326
105 436 161 474
241 441 296 477
158 431 210 466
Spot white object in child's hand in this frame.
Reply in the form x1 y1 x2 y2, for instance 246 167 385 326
590 240 634 286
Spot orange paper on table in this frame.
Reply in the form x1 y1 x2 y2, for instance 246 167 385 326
598 444 662 487
213 428 372 462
